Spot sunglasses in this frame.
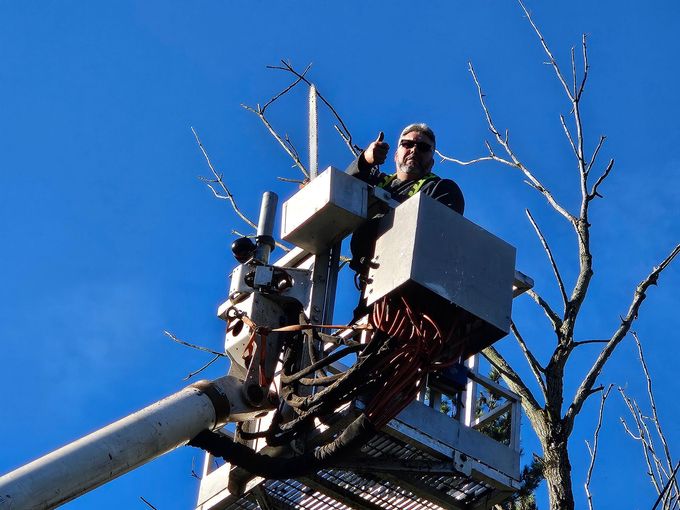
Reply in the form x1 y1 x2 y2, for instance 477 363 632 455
399 139 433 152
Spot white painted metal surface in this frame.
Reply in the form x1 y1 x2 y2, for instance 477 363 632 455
280 167 368 254
365 192 516 352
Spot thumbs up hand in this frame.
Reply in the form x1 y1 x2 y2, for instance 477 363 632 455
363 131 390 166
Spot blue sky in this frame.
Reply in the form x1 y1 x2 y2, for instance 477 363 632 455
1 1 679 508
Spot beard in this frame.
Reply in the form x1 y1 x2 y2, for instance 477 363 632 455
397 160 424 176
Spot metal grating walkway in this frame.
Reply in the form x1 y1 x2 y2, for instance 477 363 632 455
218 430 500 510
197 380 521 510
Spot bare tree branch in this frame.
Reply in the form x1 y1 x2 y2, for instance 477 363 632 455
245 60 360 174
276 176 306 184
518 0 574 103
259 63 312 114
634 396 672 489
633 332 680 504
619 388 664 495
526 209 569 308
585 136 606 176
559 114 578 158
652 463 680 510
566 244 680 426
435 149 495 166
334 125 362 156
483 345 543 421
140 496 159 510
240 104 309 177
467 61 575 223
510 320 547 399
270 60 357 153
519 0 599 235
584 384 612 510
526 288 563 332
183 354 222 381
283 133 304 168
572 339 609 347
164 330 226 358
570 46 577 99
576 34 590 101
192 127 257 230
191 456 202 480
588 159 614 200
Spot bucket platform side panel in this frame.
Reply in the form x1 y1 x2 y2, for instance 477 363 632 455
365 193 516 352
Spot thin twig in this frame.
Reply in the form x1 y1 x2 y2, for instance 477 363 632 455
482 345 543 419
270 60 357 152
276 176 307 184
192 127 257 230
283 133 303 166
519 0 595 248
435 149 495 166
588 159 614 200
633 332 680 503
526 209 569 308
260 63 312 113
526 289 562 332
191 456 202 480
518 0 574 102
570 46 577 98
585 136 606 175
468 61 575 223
240 104 309 178
510 320 547 399
584 384 612 510
619 388 662 494
183 354 222 381
634 396 672 489
572 339 609 346
652 462 680 510
559 114 578 158
334 125 362 156
140 496 159 510
164 330 226 357
577 34 590 101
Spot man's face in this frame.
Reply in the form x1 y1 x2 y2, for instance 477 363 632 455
394 131 435 181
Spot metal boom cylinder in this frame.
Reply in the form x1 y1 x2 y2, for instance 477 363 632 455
254 191 278 264
0 377 236 509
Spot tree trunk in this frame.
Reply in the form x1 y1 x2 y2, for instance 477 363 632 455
542 437 574 510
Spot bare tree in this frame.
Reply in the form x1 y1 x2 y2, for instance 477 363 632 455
434 2 680 508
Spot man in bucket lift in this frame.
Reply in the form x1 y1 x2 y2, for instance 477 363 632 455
346 123 465 297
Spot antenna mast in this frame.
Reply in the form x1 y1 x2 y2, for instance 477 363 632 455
308 83 318 179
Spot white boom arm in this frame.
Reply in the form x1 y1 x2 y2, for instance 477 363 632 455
0 375 267 510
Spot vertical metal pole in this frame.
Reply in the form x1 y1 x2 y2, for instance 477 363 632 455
463 354 479 427
254 191 278 264
308 84 318 180
321 242 341 326
510 396 521 452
